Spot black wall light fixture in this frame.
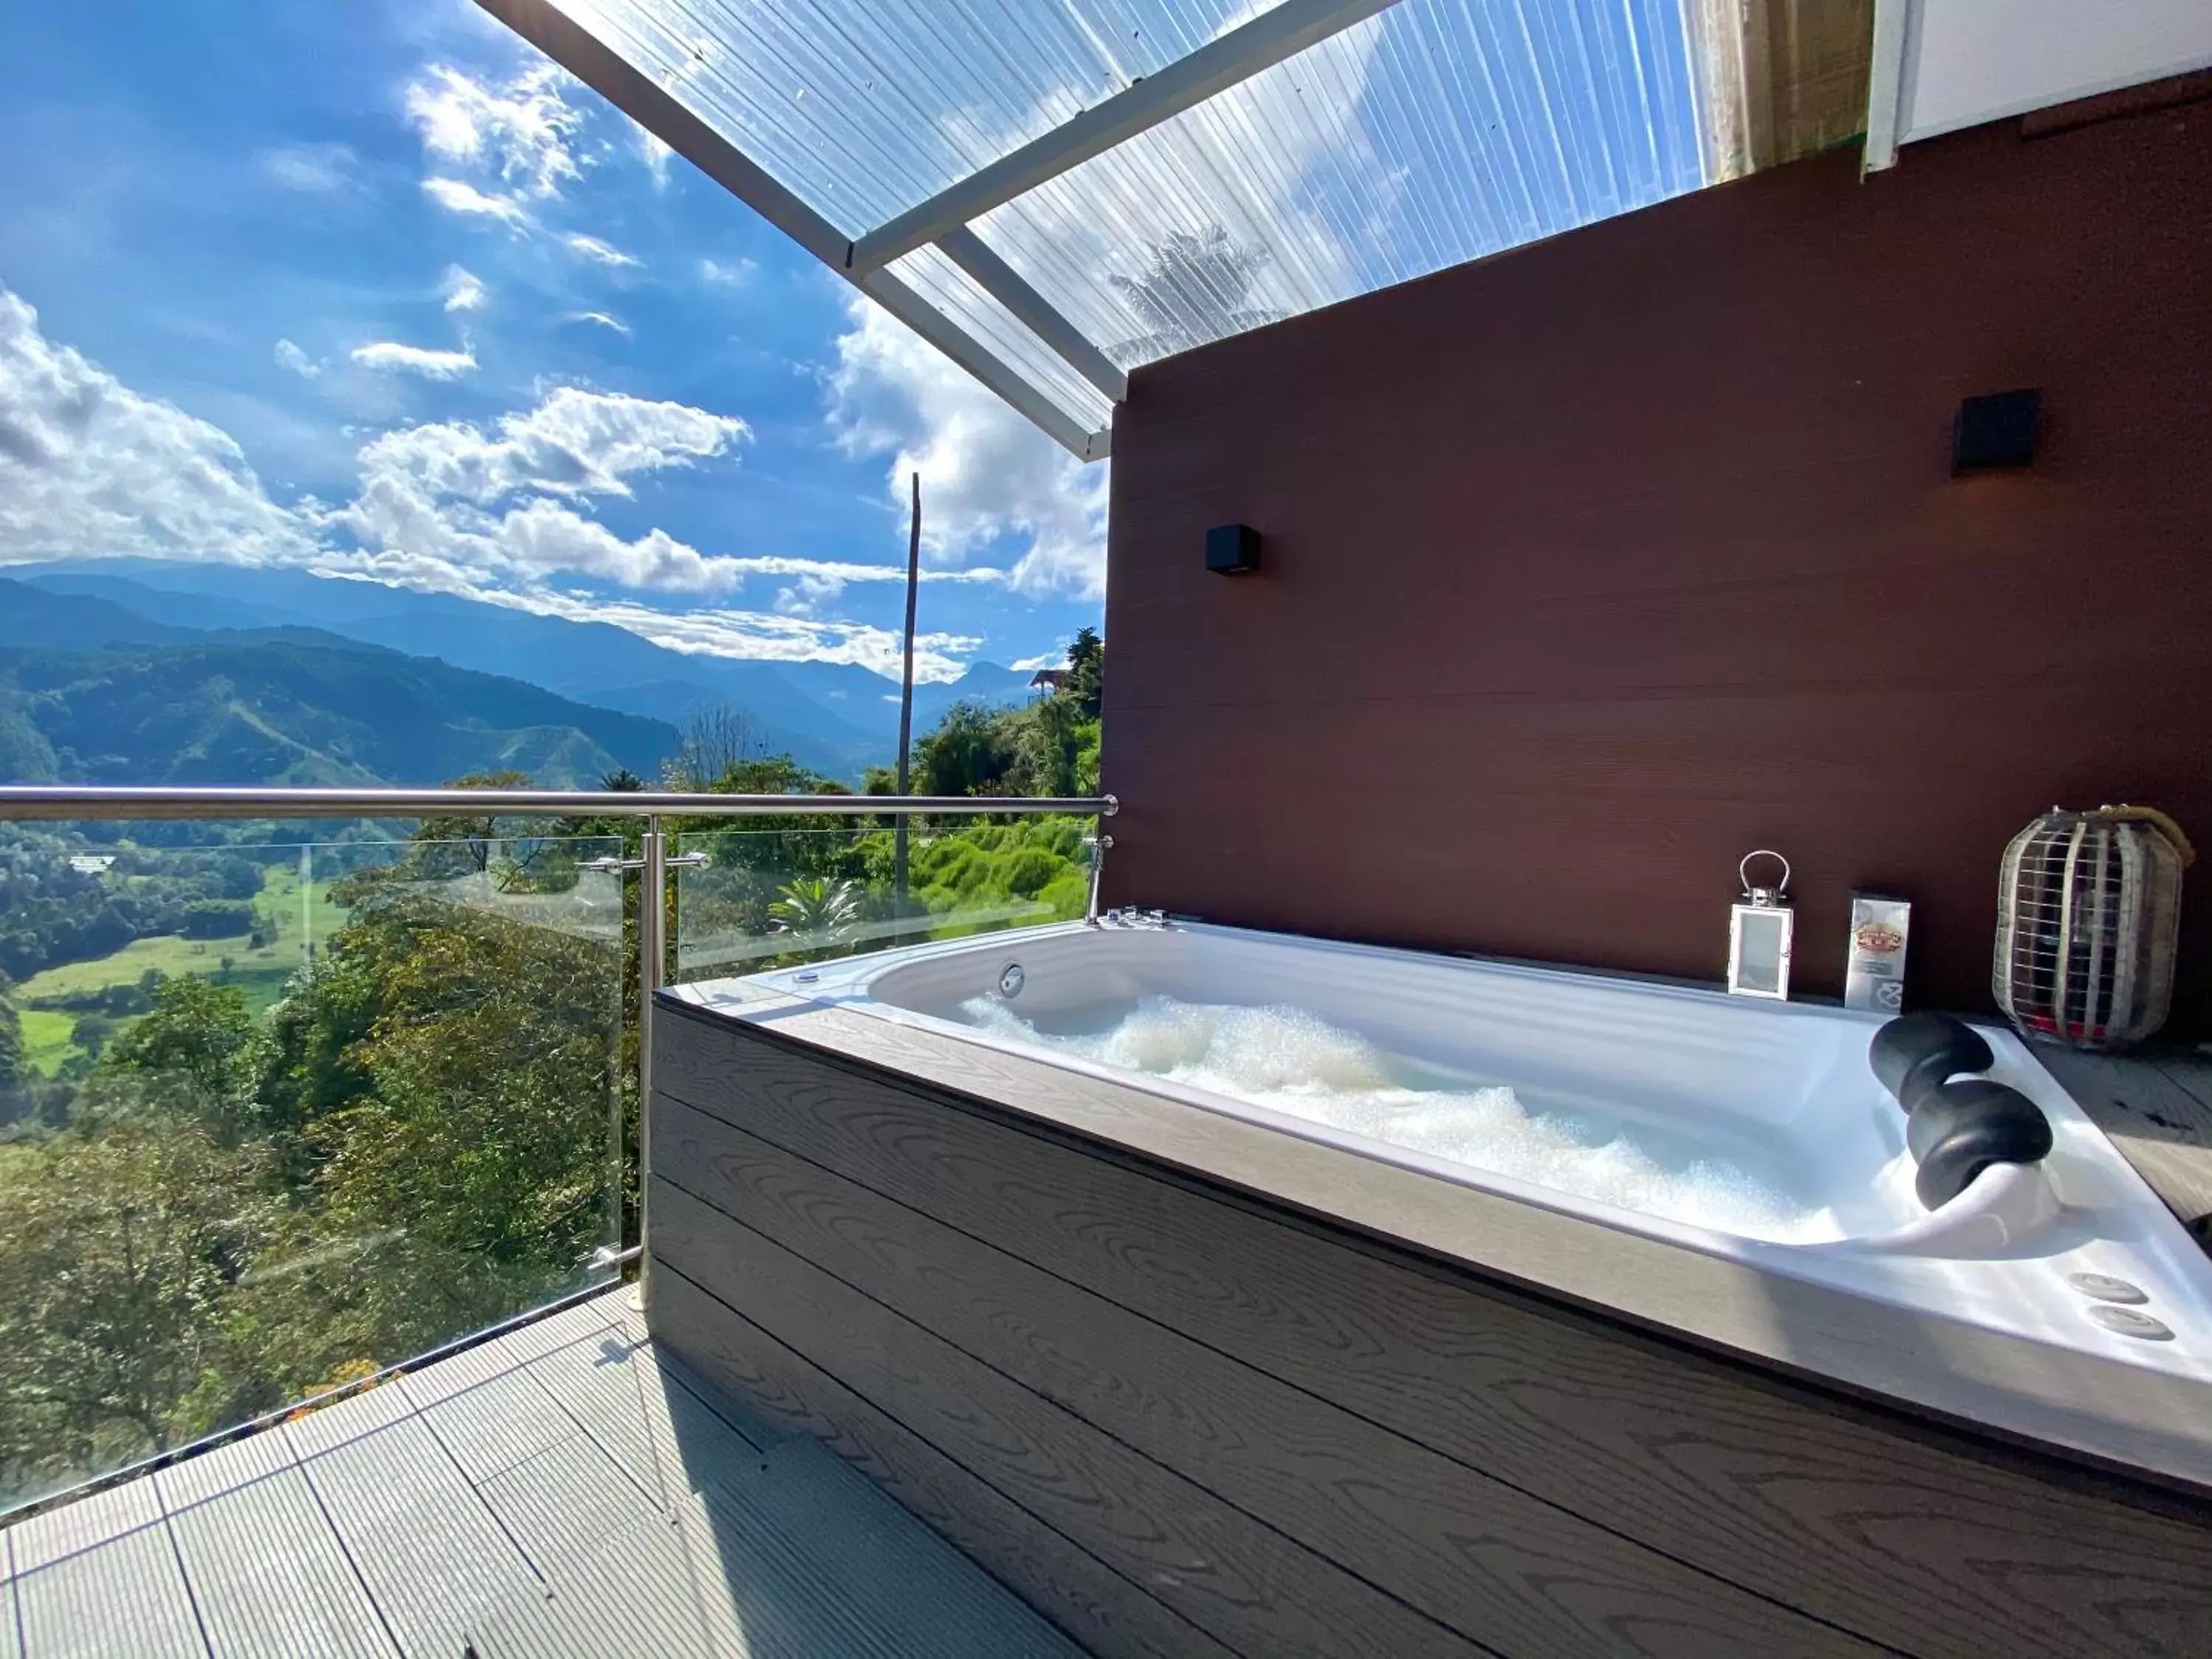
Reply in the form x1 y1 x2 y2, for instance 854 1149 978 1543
1952 389 2041 474
1206 523 1261 575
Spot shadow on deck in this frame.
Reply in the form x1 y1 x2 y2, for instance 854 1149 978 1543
0 1289 1085 1658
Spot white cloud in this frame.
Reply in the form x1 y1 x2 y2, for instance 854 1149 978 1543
563 310 631 335
349 386 747 506
698 257 754 288
348 341 479 380
439 265 487 312
334 386 759 593
274 339 321 380
0 289 315 566
472 582 981 682
1009 649 1062 672
258 142 357 194
773 572 845 616
406 64 582 200
827 299 1108 599
637 128 674 188
562 232 638 268
0 284 1006 683
421 176 529 226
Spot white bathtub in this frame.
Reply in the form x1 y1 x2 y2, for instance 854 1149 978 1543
731 919 2212 1384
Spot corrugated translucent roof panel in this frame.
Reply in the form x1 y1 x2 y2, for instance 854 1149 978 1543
888 243 1120 432
501 0 1867 457
559 0 1282 232
972 0 1708 370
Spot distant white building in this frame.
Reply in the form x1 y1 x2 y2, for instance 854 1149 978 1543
67 855 116 875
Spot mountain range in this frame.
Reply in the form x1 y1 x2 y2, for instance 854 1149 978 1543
0 579 680 788
1 561 1043 785
10 560 1037 780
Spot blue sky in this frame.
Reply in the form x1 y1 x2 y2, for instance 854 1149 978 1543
0 0 1109 681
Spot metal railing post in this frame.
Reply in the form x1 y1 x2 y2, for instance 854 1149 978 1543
636 814 665 1314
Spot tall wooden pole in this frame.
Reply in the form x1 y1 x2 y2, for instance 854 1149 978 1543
893 470 920 927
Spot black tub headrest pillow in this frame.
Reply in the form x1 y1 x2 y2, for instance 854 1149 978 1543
1870 1013 2052 1210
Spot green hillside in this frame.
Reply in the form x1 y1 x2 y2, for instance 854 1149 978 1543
0 631 679 789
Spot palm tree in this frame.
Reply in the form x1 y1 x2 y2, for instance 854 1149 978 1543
1107 227 1285 364
768 877 862 955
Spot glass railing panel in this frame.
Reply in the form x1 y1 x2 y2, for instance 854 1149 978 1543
669 812 1101 986
0 824 625 1511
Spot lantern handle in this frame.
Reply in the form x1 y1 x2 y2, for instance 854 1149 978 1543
1740 849 1791 900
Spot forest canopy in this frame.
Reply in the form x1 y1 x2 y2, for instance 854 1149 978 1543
0 630 1107 1507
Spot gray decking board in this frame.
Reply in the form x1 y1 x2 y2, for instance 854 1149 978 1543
478 1433 660 1572
634 1349 777 1500
393 1295 622 1409
153 1430 297 1513
414 1366 582 1486
166 1469 395 1659
2 1287 1085 1659
479 1446 1081 1659
7 1478 164 1575
520 1325 667 1503
462 1509 727 1659
723 1436 1091 1659
301 1416 545 1657
279 1379 417 1464
2037 1046 2212 1250
15 1520 207 1659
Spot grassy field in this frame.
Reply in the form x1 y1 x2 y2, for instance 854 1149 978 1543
18 1011 77 1079
17 860 354 1074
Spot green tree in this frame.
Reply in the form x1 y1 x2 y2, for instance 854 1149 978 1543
92 977 265 1142
0 973 21 1092
1065 626 1104 722
406 771 539 877
256 883 624 1380
0 1121 277 1498
913 700 1020 797
769 877 863 958
1108 227 1284 360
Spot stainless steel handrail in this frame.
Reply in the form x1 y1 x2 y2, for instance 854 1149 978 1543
0 785 1116 821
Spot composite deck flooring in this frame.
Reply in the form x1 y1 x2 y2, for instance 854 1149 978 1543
0 1287 1087 1659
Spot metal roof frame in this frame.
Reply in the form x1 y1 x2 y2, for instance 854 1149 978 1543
480 1 1875 463
479 0 1404 461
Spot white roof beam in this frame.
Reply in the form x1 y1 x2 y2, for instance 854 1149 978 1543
1860 0 1913 173
476 0 1102 459
846 0 1404 276
937 229 1127 403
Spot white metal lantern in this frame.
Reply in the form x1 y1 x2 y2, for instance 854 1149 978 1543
1727 849 1794 1001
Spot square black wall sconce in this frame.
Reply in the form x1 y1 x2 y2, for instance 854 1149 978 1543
1206 523 1261 575
1952 389 2041 474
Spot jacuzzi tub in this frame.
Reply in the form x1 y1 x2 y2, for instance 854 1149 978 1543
731 919 2212 1382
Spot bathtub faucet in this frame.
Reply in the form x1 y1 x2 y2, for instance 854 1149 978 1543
1082 833 1114 925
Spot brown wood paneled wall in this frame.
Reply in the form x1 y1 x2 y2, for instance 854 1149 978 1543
650 1002 2212 1658
1099 102 2212 1034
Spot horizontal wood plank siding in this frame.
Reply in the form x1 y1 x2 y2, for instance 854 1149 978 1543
651 1180 1487 1659
655 1092 1883 1659
647 1265 1235 1659
653 1006 2212 1658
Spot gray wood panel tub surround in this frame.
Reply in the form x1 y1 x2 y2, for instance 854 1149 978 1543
650 995 2212 1659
